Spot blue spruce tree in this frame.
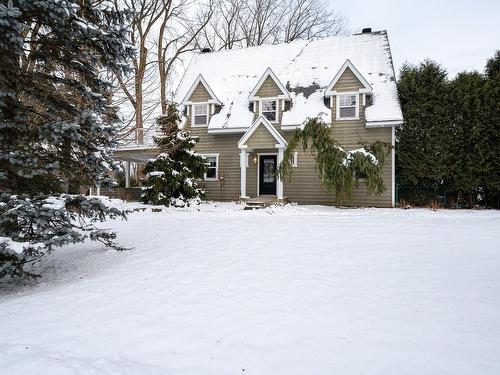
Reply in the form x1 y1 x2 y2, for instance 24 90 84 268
0 1 135 279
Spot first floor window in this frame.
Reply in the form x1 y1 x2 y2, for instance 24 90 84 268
193 104 208 126
261 100 277 122
338 94 357 119
204 154 218 180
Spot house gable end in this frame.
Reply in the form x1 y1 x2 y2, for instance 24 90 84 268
190 82 211 102
325 59 372 96
245 123 278 149
238 116 287 149
249 68 290 100
256 76 283 97
333 67 364 91
182 74 221 105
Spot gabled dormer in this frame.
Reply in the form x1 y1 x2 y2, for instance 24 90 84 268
325 59 372 121
248 68 290 124
182 74 221 128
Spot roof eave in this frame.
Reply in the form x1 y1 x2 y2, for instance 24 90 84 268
365 119 403 128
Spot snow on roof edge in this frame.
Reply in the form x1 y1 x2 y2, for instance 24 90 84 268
174 31 403 129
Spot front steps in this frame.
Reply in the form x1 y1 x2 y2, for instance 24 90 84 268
241 196 288 210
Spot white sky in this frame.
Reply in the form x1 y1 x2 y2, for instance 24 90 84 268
335 0 500 77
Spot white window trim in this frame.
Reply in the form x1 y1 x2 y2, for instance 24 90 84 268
292 151 298 167
201 153 219 181
336 92 359 121
259 99 278 124
192 103 209 127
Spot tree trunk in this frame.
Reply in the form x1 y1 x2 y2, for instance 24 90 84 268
134 43 147 144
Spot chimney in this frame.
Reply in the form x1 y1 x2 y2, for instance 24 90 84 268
362 28 372 34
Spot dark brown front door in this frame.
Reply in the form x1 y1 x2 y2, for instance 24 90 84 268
259 155 277 195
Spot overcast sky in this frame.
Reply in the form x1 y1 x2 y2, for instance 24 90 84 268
335 0 500 77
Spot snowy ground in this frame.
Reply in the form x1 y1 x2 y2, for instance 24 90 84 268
1 203 500 374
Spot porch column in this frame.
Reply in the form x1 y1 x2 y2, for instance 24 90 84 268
96 183 101 196
125 160 131 188
277 146 284 200
240 148 247 198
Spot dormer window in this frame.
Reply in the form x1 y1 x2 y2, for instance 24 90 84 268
337 93 359 120
260 100 277 122
193 104 208 126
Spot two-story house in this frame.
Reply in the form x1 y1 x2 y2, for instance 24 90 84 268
115 29 403 207
176 29 402 207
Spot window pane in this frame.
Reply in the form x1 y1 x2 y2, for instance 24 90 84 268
339 95 356 107
263 111 276 121
194 115 207 125
206 167 216 179
205 156 217 179
263 159 275 183
206 156 216 167
339 107 356 118
194 104 207 115
262 101 276 111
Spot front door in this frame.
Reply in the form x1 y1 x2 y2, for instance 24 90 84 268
259 155 277 195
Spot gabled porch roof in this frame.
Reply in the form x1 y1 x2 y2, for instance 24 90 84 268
238 116 287 149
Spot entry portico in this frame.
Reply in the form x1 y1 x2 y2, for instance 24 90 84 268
237 116 287 200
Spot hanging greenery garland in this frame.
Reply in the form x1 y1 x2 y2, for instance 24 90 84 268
277 117 391 204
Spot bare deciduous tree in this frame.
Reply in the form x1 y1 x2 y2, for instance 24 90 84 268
113 0 214 144
240 0 282 47
157 0 214 113
282 0 346 42
114 0 166 144
200 0 346 50
200 0 245 51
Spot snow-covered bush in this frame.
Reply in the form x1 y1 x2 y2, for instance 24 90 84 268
141 104 207 207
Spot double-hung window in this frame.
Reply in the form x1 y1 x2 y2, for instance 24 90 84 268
193 104 208 126
261 100 277 122
338 94 358 119
203 154 218 181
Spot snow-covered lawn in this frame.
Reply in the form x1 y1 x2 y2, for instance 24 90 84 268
1 203 500 374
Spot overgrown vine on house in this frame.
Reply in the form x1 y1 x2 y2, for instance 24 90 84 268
277 117 391 204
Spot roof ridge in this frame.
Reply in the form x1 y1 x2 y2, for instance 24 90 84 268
193 33 378 59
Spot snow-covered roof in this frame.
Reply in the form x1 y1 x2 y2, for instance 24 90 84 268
175 31 403 130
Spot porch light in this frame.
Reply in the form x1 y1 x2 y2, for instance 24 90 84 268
253 155 258 164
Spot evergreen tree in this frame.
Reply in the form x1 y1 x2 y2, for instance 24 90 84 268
483 51 500 207
448 72 491 206
141 103 206 207
278 117 388 204
396 55 500 207
396 61 452 204
0 1 135 279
